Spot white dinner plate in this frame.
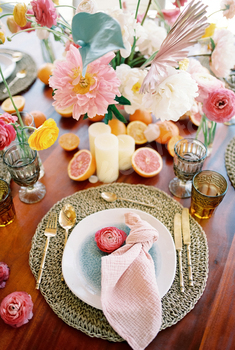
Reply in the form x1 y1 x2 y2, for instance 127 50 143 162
0 54 16 83
62 208 176 310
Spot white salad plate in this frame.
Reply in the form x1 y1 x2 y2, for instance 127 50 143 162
0 54 16 83
62 208 176 310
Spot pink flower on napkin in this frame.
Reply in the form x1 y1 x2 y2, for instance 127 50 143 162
31 0 57 28
202 88 235 123
95 226 127 253
0 262 10 289
0 291 33 328
101 212 162 350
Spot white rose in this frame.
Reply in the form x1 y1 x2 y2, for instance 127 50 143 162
76 0 98 14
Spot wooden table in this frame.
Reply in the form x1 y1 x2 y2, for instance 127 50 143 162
0 31 235 350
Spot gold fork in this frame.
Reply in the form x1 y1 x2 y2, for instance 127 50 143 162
36 212 57 289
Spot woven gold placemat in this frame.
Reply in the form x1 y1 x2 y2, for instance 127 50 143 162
225 136 235 189
29 183 209 342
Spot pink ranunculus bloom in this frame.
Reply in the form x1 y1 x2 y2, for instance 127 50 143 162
20 9 34 33
31 0 57 28
0 120 16 150
95 227 127 253
0 113 18 124
192 72 225 103
202 88 235 123
0 291 33 328
161 8 180 26
173 0 188 8
49 45 121 120
0 262 10 289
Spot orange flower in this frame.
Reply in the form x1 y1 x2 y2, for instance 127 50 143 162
28 118 59 151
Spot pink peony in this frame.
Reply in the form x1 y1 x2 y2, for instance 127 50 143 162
221 0 235 19
161 8 180 26
173 0 188 8
31 0 57 28
49 45 121 120
0 120 16 150
192 72 225 103
202 88 235 123
0 113 18 124
95 226 127 253
0 262 10 289
20 9 34 32
0 291 33 328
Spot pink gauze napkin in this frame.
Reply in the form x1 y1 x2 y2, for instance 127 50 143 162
101 212 162 350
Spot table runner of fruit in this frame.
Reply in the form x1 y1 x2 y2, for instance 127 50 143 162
225 136 235 189
29 183 209 342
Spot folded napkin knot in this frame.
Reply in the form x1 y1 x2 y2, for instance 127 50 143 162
101 212 162 350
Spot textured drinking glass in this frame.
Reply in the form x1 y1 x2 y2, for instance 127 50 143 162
0 178 15 226
3 142 46 204
169 138 207 198
190 170 228 219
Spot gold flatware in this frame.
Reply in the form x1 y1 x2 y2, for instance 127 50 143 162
101 191 155 208
36 212 57 290
174 213 184 293
3 69 27 93
182 208 193 287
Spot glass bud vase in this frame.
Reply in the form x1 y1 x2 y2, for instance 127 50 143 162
40 37 55 63
195 114 217 157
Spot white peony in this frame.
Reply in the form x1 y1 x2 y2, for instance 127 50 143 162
76 0 98 14
106 8 140 58
142 67 198 122
137 20 167 57
115 64 149 114
210 28 235 78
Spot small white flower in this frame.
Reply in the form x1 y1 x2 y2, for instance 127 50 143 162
115 64 149 114
143 67 198 122
76 0 98 14
36 28 50 40
210 28 235 78
137 20 167 57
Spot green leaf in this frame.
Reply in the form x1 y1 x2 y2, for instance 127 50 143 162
109 105 127 123
210 38 215 52
115 95 131 105
83 113 88 120
104 108 113 124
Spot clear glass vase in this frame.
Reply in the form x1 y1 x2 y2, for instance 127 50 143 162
40 37 55 63
195 114 216 157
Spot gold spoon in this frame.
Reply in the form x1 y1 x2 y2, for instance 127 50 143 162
59 203 76 249
101 192 155 208
3 69 27 93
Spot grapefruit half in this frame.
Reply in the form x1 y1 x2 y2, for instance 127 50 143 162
132 147 163 178
68 149 96 181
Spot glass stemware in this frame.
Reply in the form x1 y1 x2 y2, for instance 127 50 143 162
3 142 46 204
169 138 207 198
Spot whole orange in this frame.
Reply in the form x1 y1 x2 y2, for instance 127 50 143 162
129 109 152 125
89 114 105 122
37 63 54 85
29 110 47 128
108 119 127 136
155 121 179 144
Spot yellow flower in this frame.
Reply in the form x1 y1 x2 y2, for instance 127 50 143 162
179 58 189 71
13 3 27 27
0 30 5 44
28 118 59 151
202 23 216 38
52 0 59 4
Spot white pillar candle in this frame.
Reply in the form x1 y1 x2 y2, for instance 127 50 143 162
95 133 119 183
117 134 135 171
88 122 111 156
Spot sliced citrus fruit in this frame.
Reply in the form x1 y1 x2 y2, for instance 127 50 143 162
29 110 47 128
68 149 96 181
55 105 73 117
167 135 184 157
189 112 202 126
129 109 152 125
59 133 80 151
127 120 148 144
89 114 105 122
155 121 179 144
132 147 163 178
1 95 25 113
108 118 127 136
37 63 54 85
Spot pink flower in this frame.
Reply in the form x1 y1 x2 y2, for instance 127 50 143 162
137 13 144 23
0 113 18 123
187 58 210 75
173 0 188 8
0 262 10 289
49 45 121 120
221 0 235 19
161 9 180 26
0 120 16 150
20 9 34 33
31 0 57 28
95 227 127 253
0 292 33 328
202 88 235 123
192 72 225 103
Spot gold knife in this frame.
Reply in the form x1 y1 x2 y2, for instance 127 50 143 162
174 213 184 293
182 208 193 287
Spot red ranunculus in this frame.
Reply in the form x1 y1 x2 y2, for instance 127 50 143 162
0 292 33 328
0 120 16 150
95 226 127 253
173 0 188 8
31 0 57 28
202 88 235 123
0 262 10 289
